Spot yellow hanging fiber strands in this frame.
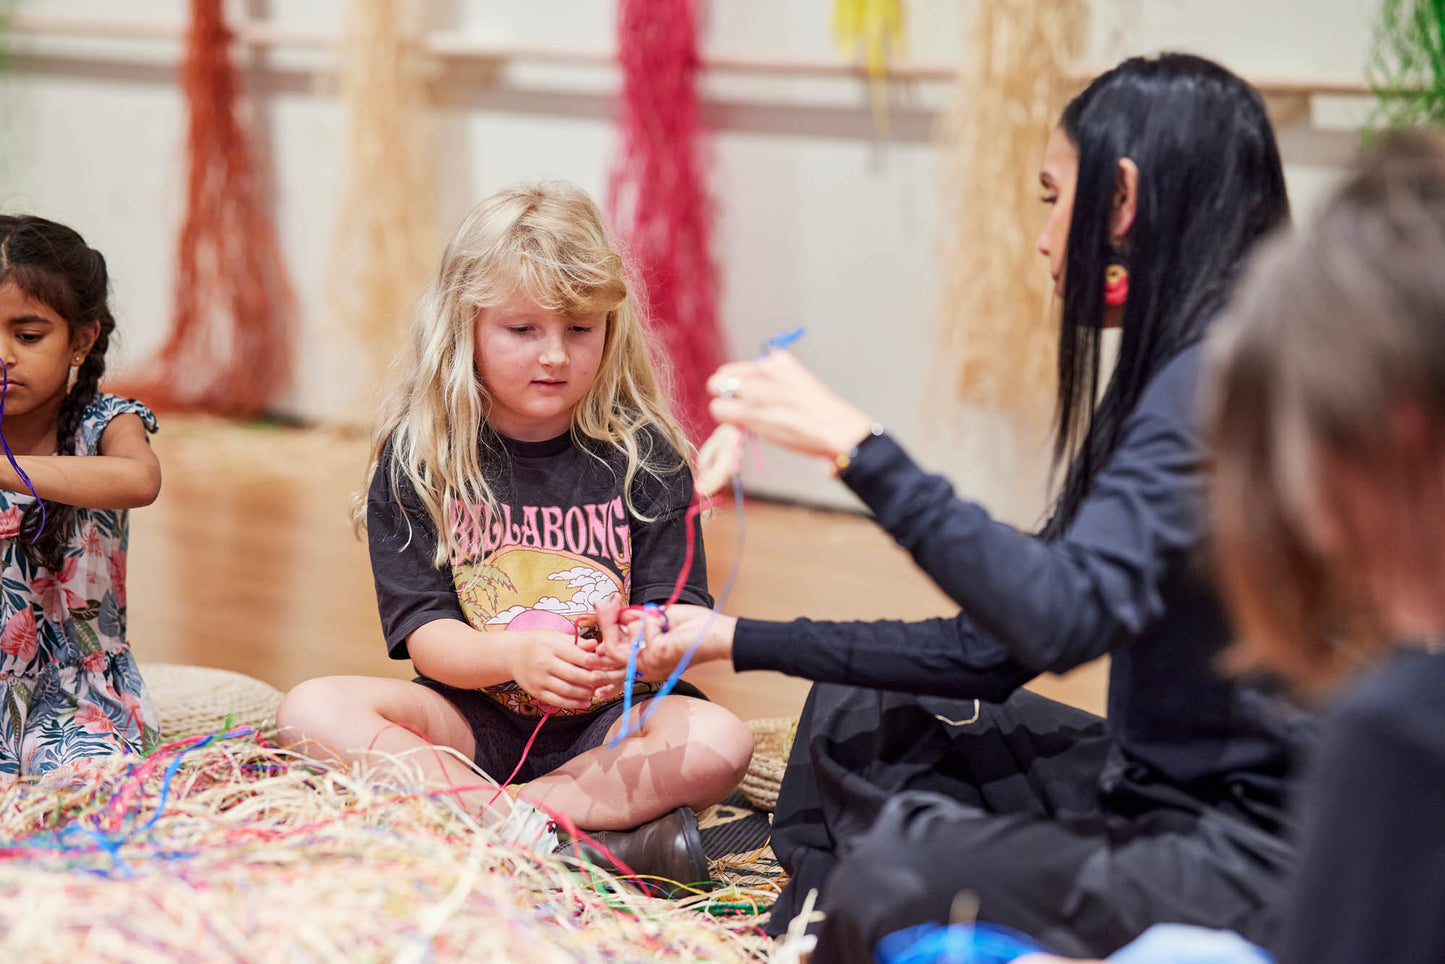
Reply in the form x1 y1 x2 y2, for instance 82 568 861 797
834 0 904 79
833 0 905 134
934 0 1087 436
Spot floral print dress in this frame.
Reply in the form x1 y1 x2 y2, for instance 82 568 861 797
0 393 159 781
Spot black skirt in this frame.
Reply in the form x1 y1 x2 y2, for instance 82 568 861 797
766 683 1296 963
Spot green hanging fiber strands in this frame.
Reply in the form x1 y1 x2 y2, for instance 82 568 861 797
1369 0 1445 128
0 1 12 72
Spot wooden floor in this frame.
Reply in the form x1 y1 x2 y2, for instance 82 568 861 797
126 418 1107 722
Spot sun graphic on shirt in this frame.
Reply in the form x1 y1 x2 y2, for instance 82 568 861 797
453 544 623 633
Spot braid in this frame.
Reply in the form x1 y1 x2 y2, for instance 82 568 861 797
18 253 115 571
58 311 110 449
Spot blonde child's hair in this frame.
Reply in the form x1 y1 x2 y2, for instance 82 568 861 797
355 181 691 566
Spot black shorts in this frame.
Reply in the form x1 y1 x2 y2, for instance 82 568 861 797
416 677 708 783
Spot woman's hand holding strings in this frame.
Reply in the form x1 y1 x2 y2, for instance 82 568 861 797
707 350 875 462
594 599 737 682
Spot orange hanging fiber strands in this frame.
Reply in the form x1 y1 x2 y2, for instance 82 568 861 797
609 0 723 444
119 0 294 416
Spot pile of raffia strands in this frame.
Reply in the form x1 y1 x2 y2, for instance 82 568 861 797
0 728 775 961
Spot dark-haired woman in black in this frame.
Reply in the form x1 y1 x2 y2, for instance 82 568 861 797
600 54 1310 962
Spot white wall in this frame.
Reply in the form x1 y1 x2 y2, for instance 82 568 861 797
2 0 1377 523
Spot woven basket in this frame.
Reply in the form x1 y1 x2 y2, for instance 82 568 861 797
140 663 284 743
739 716 799 812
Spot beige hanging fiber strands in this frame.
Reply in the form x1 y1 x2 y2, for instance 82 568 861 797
934 0 1087 435
332 0 440 414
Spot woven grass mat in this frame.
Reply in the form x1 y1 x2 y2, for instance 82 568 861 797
699 789 783 921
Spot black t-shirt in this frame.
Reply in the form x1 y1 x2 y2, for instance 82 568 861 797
367 428 710 715
1276 646 1445 964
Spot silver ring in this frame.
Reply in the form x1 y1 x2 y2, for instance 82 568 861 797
716 377 741 399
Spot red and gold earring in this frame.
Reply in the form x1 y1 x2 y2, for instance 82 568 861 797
1104 246 1130 307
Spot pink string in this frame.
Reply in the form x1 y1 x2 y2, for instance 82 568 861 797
486 710 553 809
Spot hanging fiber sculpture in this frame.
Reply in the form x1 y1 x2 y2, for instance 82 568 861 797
332 0 439 409
832 0 906 135
932 0 1086 437
116 0 294 417
609 0 724 444
1368 0 1445 128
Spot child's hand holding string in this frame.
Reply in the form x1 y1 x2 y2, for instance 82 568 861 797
571 611 629 703
504 628 626 711
708 350 876 463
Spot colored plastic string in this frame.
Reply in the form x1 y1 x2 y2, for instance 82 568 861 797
0 359 45 540
484 608 605 808
606 325 800 747
486 709 553 809
634 472 745 731
762 326 806 352
23 726 256 875
620 602 670 730
608 471 745 747
505 327 799 766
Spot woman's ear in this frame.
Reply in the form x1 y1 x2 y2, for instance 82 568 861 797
1112 157 1139 243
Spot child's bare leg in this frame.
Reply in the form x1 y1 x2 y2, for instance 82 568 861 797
275 676 501 817
521 696 753 829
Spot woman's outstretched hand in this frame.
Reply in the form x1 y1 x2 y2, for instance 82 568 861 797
594 598 738 681
707 350 875 461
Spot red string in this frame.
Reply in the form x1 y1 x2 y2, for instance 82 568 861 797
660 496 714 608
486 710 553 809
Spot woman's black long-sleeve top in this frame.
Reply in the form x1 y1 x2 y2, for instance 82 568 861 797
732 344 1311 798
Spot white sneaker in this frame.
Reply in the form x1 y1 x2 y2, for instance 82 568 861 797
495 801 560 854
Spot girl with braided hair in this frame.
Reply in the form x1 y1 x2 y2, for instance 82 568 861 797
0 214 162 781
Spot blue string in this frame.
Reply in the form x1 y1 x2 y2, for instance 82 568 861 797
17 725 255 876
762 326 805 352
618 601 665 734
608 473 746 747
135 728 239 835
0 359 46 541
606 325 795 748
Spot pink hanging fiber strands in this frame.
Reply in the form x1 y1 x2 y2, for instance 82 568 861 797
609 0 724 443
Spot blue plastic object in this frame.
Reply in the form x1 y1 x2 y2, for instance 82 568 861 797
875 922 1048 964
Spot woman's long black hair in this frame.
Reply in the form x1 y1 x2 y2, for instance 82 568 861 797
1041 53 1290 538
0 215 117 570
